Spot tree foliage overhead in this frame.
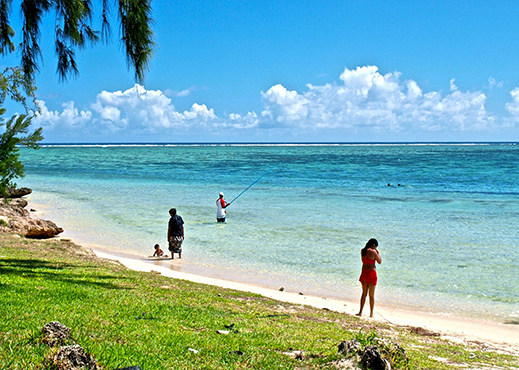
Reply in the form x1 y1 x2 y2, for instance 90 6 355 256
0 0 154 83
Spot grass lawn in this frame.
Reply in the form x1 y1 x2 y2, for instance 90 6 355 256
1 233 518 369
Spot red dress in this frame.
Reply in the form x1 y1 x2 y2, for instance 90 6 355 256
359 257 377 286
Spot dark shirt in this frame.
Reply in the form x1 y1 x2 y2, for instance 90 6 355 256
168 215 184 236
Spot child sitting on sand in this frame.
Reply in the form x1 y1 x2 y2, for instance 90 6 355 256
152 244 168 257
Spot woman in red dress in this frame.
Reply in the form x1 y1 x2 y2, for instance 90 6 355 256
356 238 382 317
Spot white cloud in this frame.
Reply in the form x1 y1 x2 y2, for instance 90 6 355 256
34 100 92 131
165 86 196 97
261 84 310 124
503 87 519 128
90 84 221 133
34 84 261 141
449 79 458 92
260 66 497 134
506 87 519 115
33 66 519 142
182 103 216 121
227 112 259 129
338 65 400 97
175 89 192 97
488 77 504 89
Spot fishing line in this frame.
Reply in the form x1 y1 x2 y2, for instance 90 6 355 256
228 165 278 205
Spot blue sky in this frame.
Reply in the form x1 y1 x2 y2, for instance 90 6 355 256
3 0 519 143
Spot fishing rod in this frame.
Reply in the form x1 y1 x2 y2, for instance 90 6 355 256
228 166 278 206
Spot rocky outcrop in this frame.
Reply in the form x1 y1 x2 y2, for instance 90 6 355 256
15 216 64 239
41 322 143 370
6 187 32 198
50 345 99 370
360 345 388 370
42 321 73 347
338 339 362 356
336 337 408 370
0 190 63 239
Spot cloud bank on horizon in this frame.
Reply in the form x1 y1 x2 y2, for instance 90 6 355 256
34 65 519 143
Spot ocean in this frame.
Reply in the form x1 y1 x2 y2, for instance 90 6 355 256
18 143 519 323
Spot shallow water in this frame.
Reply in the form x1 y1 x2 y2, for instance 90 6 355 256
19 143 519 322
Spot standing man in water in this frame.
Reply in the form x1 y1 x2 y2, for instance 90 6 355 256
216 192 230 222
167 208 184 259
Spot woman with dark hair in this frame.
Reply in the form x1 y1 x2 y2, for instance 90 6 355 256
356 238 382 317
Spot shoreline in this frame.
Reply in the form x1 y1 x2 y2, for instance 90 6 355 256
24 195 519 352
90 247 519 353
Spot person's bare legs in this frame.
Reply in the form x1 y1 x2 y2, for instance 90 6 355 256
356 282 369 316
368 284 376 317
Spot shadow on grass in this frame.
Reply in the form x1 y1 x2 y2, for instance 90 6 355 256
0 258 131 290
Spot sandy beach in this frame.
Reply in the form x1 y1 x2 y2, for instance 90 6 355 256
92 248 519 354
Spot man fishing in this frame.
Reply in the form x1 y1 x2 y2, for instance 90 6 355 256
215 166 278 223
216 192 230 222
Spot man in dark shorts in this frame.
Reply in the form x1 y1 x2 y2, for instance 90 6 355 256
167 208 184 259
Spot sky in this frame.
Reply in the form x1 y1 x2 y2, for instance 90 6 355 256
2 0 519 143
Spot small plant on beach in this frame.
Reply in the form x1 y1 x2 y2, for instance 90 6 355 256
354 328 379 347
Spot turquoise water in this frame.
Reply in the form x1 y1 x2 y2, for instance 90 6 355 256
19 143 519 322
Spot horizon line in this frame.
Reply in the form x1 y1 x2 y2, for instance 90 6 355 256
37 141 518 147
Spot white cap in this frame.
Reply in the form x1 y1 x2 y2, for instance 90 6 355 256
219 192 224 197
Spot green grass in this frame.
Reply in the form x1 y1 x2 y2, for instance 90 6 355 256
1 233 518 369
